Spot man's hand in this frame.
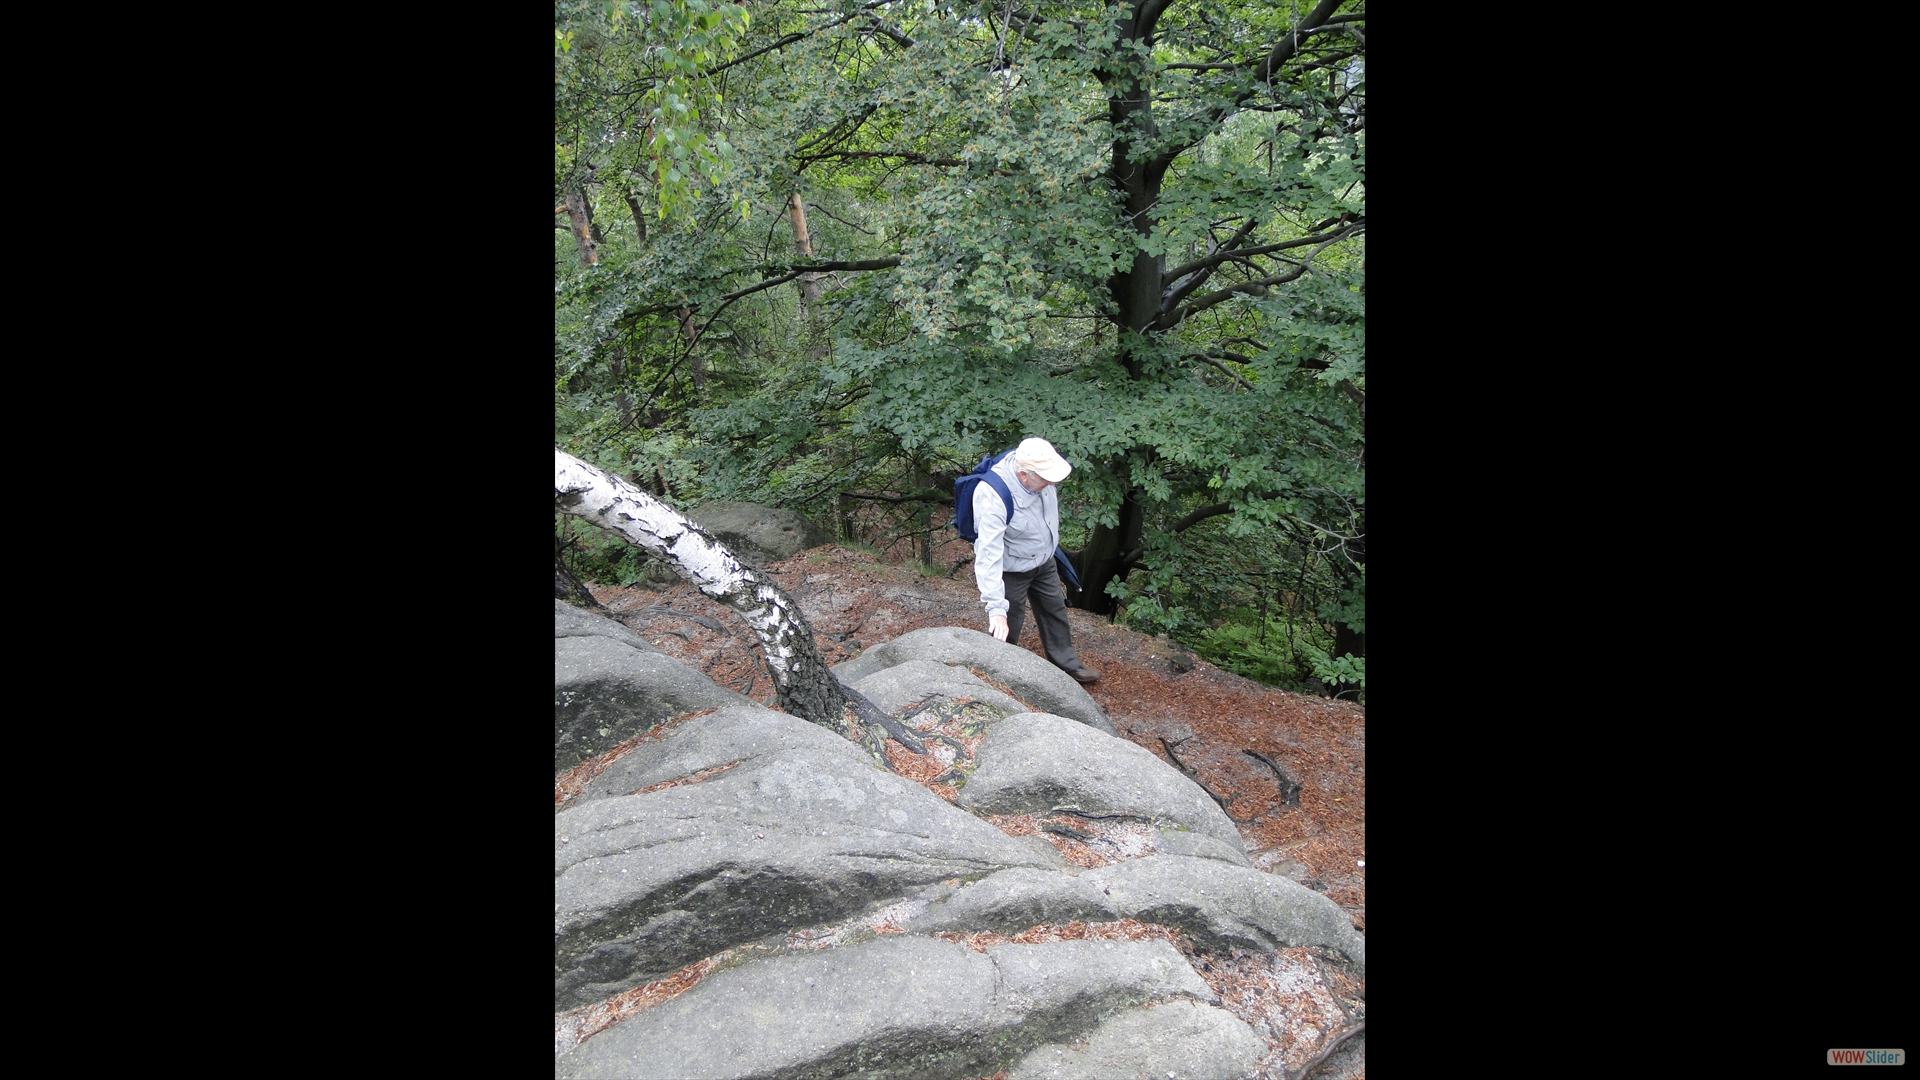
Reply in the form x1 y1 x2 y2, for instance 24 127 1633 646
988 614 1008 641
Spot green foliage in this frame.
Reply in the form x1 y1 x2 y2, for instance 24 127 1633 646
555 0 753 223
1317 566 1365 638
1189 619 1308 687
1299 643 1366 697
554 0 1366 689
1109 574 1190 640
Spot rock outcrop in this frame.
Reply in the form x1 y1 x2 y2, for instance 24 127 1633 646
558 935 1220 1080
834 626 1117 735
959 711 1251 863
686 501 835 568
554 601 1364 1077
555 602 753 771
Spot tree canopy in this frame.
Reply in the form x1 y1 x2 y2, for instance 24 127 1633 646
556 0 1366 699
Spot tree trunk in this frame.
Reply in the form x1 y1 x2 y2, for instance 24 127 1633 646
562 187 598 267
911 457 933 567
554 449 862 740
1078 1 1351 617
623 184 648 245
555 535 604 610
786 193 826 359
610 344 634 429
836 490 857 543
1330 538 1366 659
677 306 707 389
1334 619 1365 661
1077 2 1169 616
1076 483 1144 615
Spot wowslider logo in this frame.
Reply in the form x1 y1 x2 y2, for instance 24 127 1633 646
1829 1049 1905 1065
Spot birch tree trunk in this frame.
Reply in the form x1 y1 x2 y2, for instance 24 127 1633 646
554 449 859 740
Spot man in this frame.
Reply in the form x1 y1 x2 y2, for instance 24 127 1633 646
972 437 1101 684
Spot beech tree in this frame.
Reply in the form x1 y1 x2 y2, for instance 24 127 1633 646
557 0 1365 687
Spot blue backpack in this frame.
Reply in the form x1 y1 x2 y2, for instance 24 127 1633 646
953 449 1083 594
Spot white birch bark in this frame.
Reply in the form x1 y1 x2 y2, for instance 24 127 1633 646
554 449 863 743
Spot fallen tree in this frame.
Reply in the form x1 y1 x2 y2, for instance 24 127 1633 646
554 448 920 762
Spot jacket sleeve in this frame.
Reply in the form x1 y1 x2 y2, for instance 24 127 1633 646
972 481 1010 618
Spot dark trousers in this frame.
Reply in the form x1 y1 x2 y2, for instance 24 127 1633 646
1003 560 1081 672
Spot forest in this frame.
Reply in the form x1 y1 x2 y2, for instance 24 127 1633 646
554 0 1365 701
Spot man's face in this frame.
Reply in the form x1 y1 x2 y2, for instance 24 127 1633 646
1016 469 1056 494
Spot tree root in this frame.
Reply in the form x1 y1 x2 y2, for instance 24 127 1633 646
1243 748 1301 806
1288 1019 1363 1080
840 680 928 754
1160 738 1259 821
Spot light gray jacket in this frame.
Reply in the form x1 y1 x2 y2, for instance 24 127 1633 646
972 455 1059 619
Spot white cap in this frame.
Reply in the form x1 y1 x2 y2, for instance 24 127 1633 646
1013 437 1071 483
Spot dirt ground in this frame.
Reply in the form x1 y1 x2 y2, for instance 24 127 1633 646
584 541 1366 930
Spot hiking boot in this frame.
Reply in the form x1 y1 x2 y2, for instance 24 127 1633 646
1065 665 1101 684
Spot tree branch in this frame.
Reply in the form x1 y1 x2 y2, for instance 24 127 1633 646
797 149 963 168
1118 507 1223 566
1136 0 1175 41
861 16 915 49
620 257 902 327
705 32 807 76
807 203 879 235
1163 220 1362 286
773 256 904 274
704 1 902 77
1258 0 1349 83
1143 0 1350 174
840 489 953 506
1116 492 1290 567
1171 502 1238 533
1157 224 1361 327
1195 354 1253 391
1161 217 1258 309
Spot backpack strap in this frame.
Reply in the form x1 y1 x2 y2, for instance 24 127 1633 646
979 466 1014 524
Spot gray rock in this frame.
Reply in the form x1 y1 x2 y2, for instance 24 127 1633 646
556 935 1211 1080
555 636 752 772
902 867 1110 937
687 501 834 568
849 659 1028 719
1103 857 1365 975
564 704 859 808
959 712 1248 864
1016 833 1075 869
903 856 1365 976
833 626 1116 735
554 600 657 653
554 709 1057 1010
1150 829 1254 866
1006 999 1264 1080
